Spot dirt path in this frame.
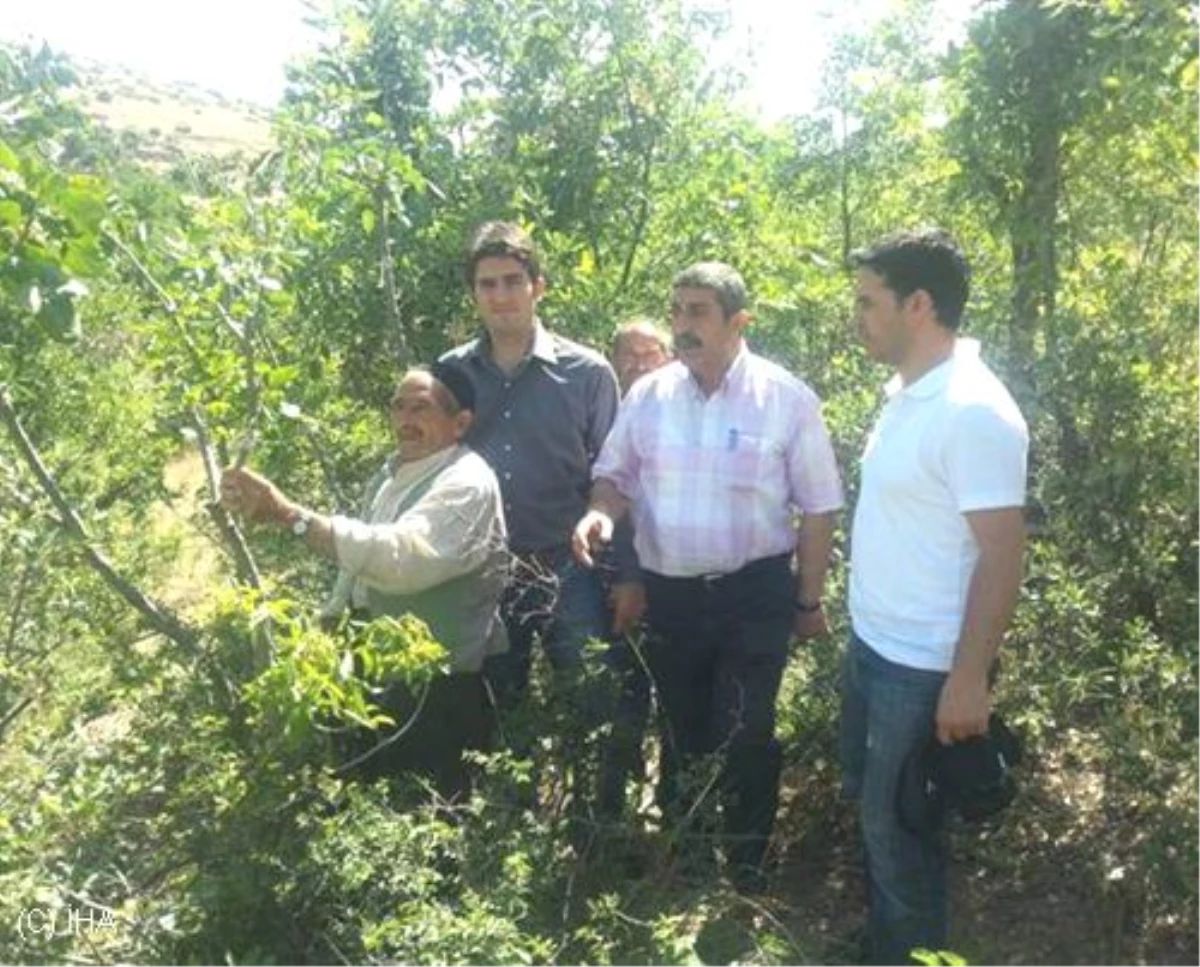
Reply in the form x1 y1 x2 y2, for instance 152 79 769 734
150 448 226 615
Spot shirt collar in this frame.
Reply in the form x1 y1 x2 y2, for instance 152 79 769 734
686 340 750 397
470 319 558 366
529 320 559 363
387 442 462 478
885 337 980 400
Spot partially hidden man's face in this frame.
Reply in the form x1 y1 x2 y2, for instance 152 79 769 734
613 329 671 394
853 267 913 367
389 372 471 463
472 255 545 341
669 286 746 378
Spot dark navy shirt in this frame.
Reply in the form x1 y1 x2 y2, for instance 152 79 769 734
440 323 620 554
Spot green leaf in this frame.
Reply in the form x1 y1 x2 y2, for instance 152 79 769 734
0 140 19 171
0 198 21 227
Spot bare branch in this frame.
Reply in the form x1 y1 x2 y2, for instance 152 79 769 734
298 417 353 511
375 181 414 362
0 695 33 741
334 682 430 774
103 229 177 313
0 385 200 654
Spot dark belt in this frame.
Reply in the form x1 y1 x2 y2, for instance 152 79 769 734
645 552 792 591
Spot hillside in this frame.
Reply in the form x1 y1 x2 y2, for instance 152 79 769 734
64 55 273 163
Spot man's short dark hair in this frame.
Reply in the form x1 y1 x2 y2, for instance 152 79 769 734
851 228 971 330
464 221 542 287
672 262 749 318
400 365 475 416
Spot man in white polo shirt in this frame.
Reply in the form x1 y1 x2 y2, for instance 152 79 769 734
573 262 843 891
844 229 1028 964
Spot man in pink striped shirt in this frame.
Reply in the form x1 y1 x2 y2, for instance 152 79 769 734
573 262 843 891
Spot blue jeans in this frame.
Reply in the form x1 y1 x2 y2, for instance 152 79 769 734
841 632 948 965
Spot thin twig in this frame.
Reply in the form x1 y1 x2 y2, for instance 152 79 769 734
104 229 212 380
0 695 33 741
321 931 354 967
189 407 263 591
102 230 177 313
375 180 412 361
3 546 35 662
335 681 431 774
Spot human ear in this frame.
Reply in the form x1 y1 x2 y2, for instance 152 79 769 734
454 410 474 439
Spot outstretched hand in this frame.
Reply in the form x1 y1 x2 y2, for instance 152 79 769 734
219 466 287 524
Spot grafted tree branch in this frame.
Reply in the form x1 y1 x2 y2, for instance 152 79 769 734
105 229 273 601
189 407 264 593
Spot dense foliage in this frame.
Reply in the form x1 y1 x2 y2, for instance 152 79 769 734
0 0 1195 962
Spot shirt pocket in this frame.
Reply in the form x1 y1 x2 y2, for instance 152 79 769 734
725 430 784 494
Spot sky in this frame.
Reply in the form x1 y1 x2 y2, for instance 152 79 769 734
0 0 967 120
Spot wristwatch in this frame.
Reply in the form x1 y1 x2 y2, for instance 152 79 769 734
290 511 312 537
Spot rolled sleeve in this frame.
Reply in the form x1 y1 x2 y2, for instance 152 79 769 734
332 477 494 596
787 390 844 514
592 398 640 499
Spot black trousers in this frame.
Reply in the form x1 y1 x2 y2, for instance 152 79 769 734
643 554 793 871
343 671 494 804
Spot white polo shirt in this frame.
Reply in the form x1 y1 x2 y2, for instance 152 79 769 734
849 339 1028 672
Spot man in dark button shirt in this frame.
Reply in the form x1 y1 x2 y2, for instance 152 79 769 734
439 222 620 743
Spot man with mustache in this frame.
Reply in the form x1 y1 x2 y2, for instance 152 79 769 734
220 365 508 802
573 263 843 891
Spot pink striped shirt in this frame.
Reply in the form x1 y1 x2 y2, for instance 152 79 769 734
594 346 843 577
